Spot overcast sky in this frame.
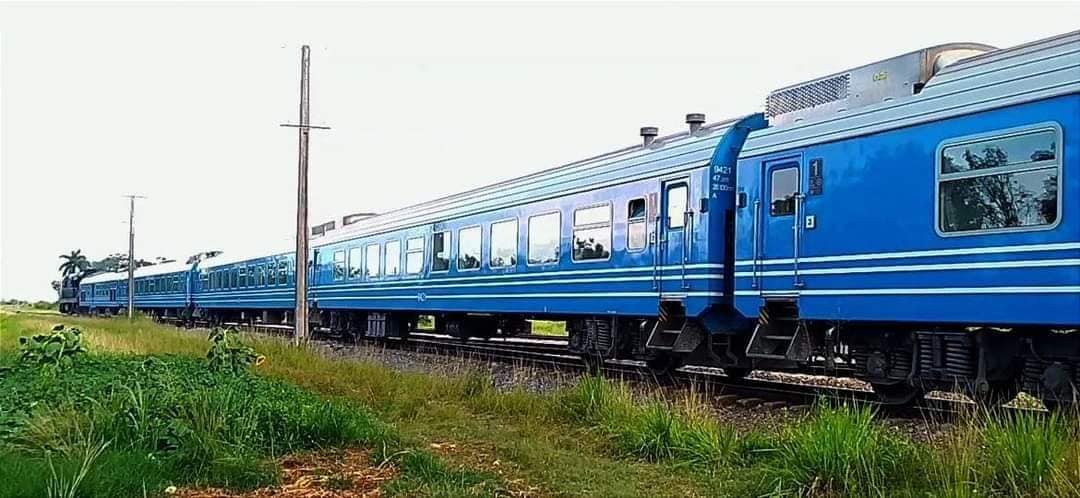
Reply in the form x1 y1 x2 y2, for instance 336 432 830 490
1 2 1076 301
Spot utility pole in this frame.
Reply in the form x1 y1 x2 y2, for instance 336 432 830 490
123 194 146 319
281 45 329 345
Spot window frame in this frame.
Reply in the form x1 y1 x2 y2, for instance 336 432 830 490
768 166 799 217
571 202 613 263
347 247 363 280
364 243 381 280
332 250 347 281
430 231 452 273
405 236 425 275
385 239 402 277
526 211 561 266
934 122 1063 238
488 218 519 269
457 224 482 272
665 183 690 229
626 197 648 252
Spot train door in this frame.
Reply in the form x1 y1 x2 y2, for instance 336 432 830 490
759 157 804 295
658 177 691 296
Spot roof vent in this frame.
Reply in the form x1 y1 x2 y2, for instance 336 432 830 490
640 126 659 148
686 113 706 134
311 220 336 237
764 42 994 127
342 212 378 226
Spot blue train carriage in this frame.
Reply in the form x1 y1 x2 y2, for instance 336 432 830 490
191 250 298 327
305 112 763 359
78 271 128 315
732 31 1080 405
128 260 197 322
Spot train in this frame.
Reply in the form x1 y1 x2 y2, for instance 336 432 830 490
77 30 1080 407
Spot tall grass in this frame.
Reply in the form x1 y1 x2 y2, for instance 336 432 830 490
557 375 757 470
755 401 919 497
932 406 1080 498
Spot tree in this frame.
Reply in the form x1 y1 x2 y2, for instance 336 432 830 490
58 250 91 279
91 253 156 273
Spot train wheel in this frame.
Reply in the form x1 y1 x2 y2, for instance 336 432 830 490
973 381 1021 407
581 353 604 375
645 354 682 385
870 381 923 405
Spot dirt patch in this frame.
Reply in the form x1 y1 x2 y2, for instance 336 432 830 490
427 439 542 497
175 449 396 498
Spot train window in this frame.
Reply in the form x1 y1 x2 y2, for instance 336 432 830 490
348 247 363 279
239 267 247 288
490 219 518 268
333 250 346 281
770 167 798 216
573 204 611 262
280 260 289 284
386 241 401 276
627 198 647 251
257 265 265 286
458 226 481 271
938 125 1061 235
230 269 238 288
267 261 276 285
149 279 155 293
406 237 424 274
201 272 209 290
247 267 256 287
527 212 560 265
432 232 451 272
365 244 380 279
666 184 689 228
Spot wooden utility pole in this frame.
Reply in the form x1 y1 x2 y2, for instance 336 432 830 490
123 194 146 319
282 45 329 345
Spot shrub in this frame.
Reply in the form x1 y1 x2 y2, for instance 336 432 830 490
18 324 87 372
206 328 264 374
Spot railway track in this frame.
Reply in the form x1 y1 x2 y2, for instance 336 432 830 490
174 318 1017 418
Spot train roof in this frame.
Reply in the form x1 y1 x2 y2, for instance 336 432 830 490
741 30 1079 158
314 113 760 247
199 247 294 269
80 260 194 284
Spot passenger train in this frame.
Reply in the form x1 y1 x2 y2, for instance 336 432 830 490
79 30 1080 406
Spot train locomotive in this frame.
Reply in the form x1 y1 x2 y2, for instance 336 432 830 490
79 30 1080 407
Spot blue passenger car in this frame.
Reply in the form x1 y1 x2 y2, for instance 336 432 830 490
191 250 297 325
731 31 1079 404
303 113 762 349
78 271 128 314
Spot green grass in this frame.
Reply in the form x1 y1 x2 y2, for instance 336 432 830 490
529 319 567 336
0 316 500 497
3 313 1078 497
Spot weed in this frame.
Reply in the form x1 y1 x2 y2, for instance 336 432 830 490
206 327 264 374
18 324 87 372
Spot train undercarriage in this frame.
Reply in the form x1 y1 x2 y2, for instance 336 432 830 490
77 300 1079 408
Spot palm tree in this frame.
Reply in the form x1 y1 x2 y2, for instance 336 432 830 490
58 249 91 279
